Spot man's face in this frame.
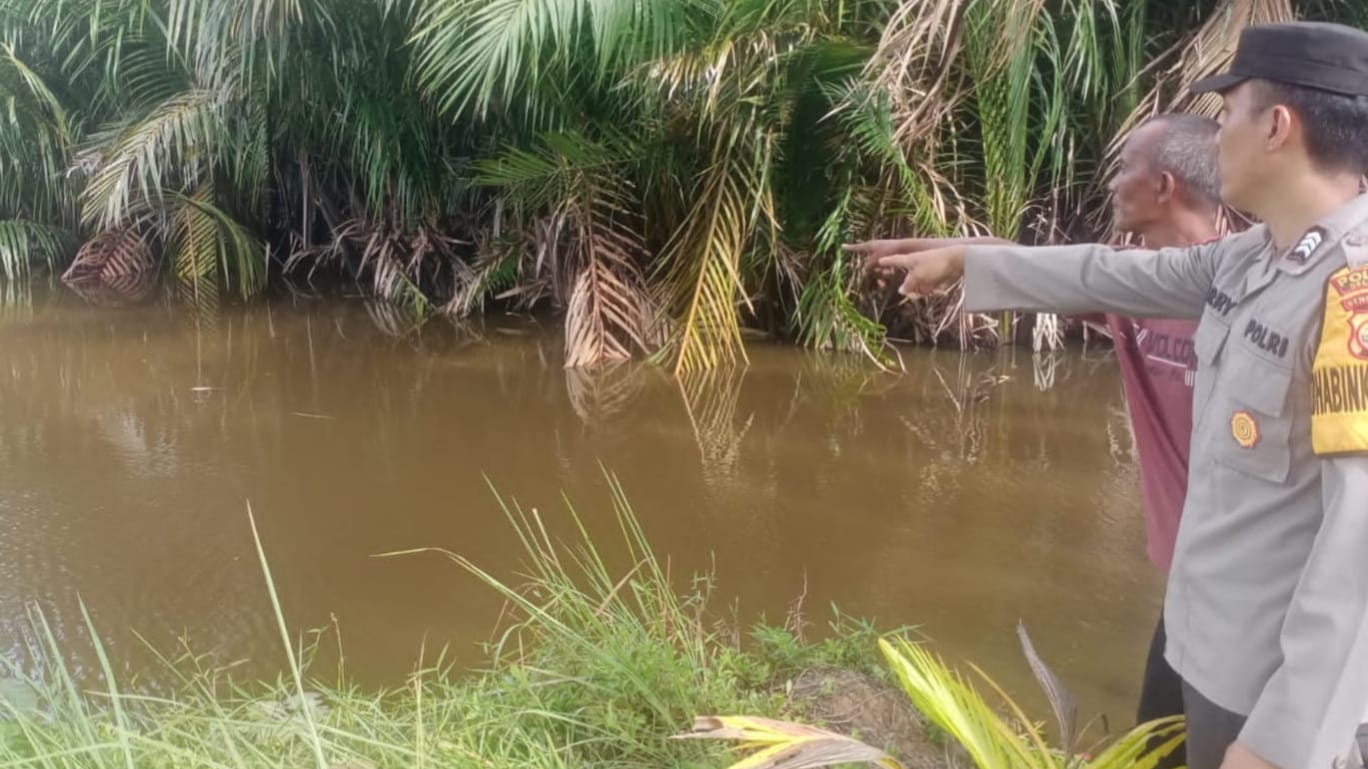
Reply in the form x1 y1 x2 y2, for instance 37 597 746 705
1110 123 1165 234
1215 82 1270 212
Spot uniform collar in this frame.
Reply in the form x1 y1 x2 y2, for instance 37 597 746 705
1276 193 1368 276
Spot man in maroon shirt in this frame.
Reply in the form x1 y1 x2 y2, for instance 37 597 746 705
1101 114 1221 752
852 113 1222 759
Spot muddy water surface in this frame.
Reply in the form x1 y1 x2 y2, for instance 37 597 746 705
0 293 1163 725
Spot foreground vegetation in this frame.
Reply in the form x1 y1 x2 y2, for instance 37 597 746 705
1 0 1365 370
0 479 1180 768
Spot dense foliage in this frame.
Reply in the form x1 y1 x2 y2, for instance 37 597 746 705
1 0 1365 369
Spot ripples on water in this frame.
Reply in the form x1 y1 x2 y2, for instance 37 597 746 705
0 290 1162 721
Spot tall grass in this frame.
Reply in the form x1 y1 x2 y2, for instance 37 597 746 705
0 475 898 768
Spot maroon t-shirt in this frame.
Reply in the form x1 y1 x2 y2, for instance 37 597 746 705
1106 314 1198 573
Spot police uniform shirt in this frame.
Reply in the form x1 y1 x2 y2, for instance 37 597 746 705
961 193 1368 769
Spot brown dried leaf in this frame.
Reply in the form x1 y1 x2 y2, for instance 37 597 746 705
62 229 154 285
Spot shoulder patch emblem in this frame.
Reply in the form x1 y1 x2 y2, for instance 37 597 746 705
1330 266 1368 361
1231 411 1260 449
1312 264 1368 455
1289 227 1325 264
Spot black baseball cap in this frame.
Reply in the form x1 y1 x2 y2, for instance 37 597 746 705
1189 21 1368 97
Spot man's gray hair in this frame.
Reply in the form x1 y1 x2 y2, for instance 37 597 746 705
1141 112 1221 207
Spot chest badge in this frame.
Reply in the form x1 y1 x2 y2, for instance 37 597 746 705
1231 411 1261 449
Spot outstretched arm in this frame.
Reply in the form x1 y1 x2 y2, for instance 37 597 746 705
845 238 1224 319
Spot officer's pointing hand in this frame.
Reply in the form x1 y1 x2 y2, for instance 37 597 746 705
844 236 1003 289
843 237 946 260
871 246 966 298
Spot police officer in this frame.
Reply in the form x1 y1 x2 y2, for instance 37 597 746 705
848 21 1368 769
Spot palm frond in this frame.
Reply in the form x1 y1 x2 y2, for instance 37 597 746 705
791 180 893 367
166 185 268 299
61 228 158 306
2 43 70 137
1016 622 1078 758
681 634 1185 769
826 79 952 236
655 146 751 376
62 228 153 285
410 0 702 119
564 360 649 424
563 187 653 368
478 129 655 365
1085 718 1186 769
673 715 905 769
0 219 74 280
880 637 1040 769
170 185 222 306
0 44 79 224
324 217 437 315
79 88 224 230
1110 0 1293 163
444 244 519 317
477 131 640 210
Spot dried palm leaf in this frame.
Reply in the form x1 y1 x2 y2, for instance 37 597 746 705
861 0 969 149
63 269 159 307
326 217 437 315
62 229 154 286
365 298 427 338
444 245 516 318
563 186 653 369
564 253 652 368
565 361 649 425
1016 622 1078 757
1108 0 1294 165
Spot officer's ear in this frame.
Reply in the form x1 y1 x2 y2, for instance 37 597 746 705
1265 104 1296 151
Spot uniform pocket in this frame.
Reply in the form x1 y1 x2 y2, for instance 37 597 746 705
1213 342 1293 483
1193 317 1229 366
1191 318 1228 433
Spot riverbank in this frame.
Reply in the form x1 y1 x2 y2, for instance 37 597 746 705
0 472 1187 769
0 481 954 768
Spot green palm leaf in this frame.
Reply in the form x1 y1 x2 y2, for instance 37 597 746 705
0 219 74 279
166 185 267 299
80 88 224 229
410 0 699 119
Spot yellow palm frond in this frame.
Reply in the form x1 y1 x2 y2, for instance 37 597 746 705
172 185 221 317
656 141 751 376
673 715 905 769
879 637 1043 769
685 634 1186 769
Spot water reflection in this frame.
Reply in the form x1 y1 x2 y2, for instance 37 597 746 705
0 295 1160 723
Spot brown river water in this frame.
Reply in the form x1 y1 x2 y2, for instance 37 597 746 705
0 290 1163 728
